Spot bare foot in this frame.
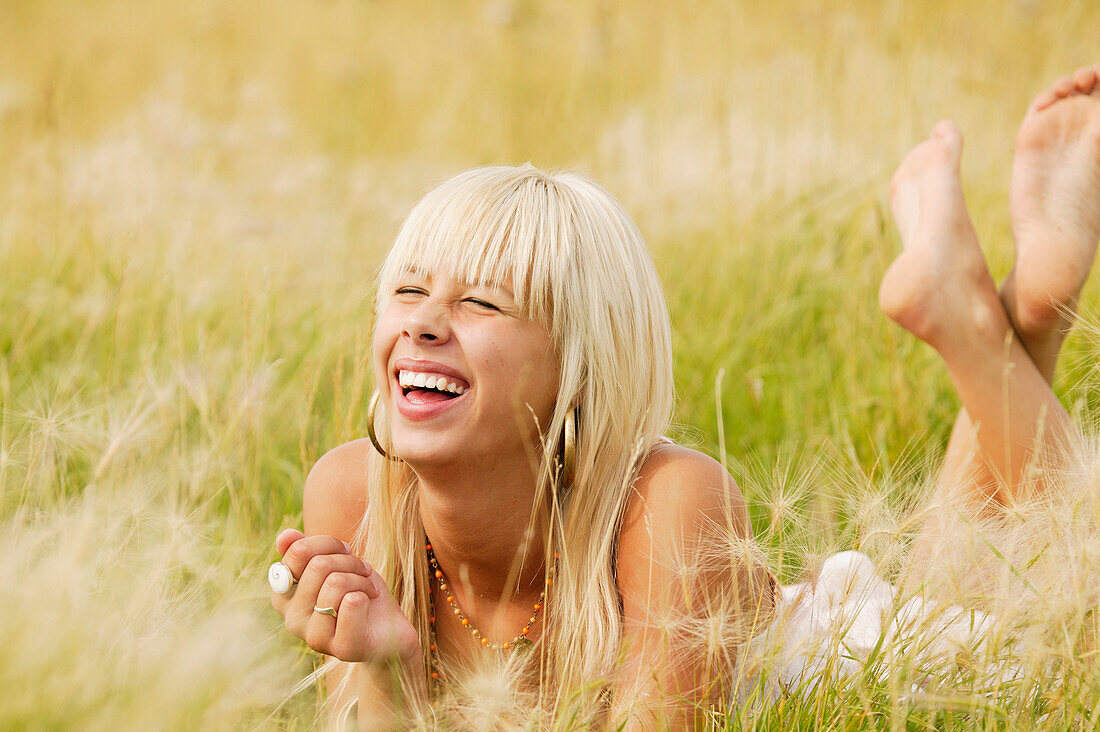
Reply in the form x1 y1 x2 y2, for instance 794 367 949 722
1002 64 1100 379
880 121 1003 353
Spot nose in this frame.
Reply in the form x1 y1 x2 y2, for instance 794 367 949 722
401 301 451 345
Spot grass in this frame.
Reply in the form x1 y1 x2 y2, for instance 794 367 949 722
3 0 1100 727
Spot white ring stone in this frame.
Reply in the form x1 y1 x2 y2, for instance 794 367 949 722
268 561 296 595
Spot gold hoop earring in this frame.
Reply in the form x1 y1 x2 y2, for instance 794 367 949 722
562 407 576 487
367 391 401 462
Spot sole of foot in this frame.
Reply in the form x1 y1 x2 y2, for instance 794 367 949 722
881 120 1001 352
1007 64 1100 339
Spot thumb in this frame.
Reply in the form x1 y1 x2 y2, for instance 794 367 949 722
275 528 305 556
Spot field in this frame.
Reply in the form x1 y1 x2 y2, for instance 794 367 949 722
3 0 1100 728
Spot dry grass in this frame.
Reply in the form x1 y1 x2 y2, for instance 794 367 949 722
3 0 1100 727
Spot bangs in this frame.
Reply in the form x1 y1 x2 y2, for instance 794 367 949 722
377 166 568 325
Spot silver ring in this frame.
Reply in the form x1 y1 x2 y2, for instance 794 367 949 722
313 605 338 619
268 562 298 595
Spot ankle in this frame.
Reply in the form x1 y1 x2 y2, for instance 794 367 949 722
931 293 1014 360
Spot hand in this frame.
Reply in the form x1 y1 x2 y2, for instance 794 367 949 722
270 529 420 665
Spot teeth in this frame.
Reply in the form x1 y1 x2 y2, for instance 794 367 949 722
397 370 468 395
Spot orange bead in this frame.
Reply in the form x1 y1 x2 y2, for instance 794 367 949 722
481 638 489 645
533 603 541 611
430 616 435 623
426 544 432 550
435 570 442 579
555 552 560 559
429 644 436 651
545 577 552 586
461 618 469 626
521 627 529 634
446 596 454 603
502 642 510 649
431 672 439 679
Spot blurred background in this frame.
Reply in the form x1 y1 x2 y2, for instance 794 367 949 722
2 0 1099 727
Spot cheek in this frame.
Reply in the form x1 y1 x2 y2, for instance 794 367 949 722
506 340 560 417
475 338 549 405
372 311 400 389
533 363 561 417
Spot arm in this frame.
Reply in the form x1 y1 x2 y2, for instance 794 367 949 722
302 438 373 545
613 444 776 729
273 440 425 731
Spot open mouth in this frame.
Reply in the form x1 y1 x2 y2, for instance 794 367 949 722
397 369 469 406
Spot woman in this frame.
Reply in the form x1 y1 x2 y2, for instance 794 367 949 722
270 66 1100 728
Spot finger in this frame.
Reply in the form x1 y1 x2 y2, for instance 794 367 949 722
276 528 305 556
364 568 380 599
330 591 371 662
270 578 297 614
302 574 371 658
315 571 376 620
281 534 353 578
300 553 374 590
284 554 376 632
304 603 339 657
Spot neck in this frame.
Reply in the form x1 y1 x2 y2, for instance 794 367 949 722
414 450 547 601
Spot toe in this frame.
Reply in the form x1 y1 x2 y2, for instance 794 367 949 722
1030 89 1059 113
930 119 953 138
1073 66 1097 94
1053 75 1075 97
930 120 963 157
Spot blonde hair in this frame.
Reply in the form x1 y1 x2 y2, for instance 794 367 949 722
355 164 674 716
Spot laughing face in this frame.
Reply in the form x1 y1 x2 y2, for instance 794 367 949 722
373 271 561 467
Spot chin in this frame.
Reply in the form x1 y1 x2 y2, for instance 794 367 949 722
391 435 469 468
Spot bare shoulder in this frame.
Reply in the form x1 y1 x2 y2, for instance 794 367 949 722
303 438 373 542
613 443 774 710
620 442 752 547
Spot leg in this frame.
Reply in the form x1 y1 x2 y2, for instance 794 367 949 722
879 121 1077 515
932 66 1100 513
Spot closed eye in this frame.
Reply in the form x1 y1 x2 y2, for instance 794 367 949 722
464 298 500 311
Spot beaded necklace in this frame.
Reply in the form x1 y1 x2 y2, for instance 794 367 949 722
425 540 553 681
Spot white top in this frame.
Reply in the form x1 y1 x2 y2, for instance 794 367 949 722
736 551 1006 702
